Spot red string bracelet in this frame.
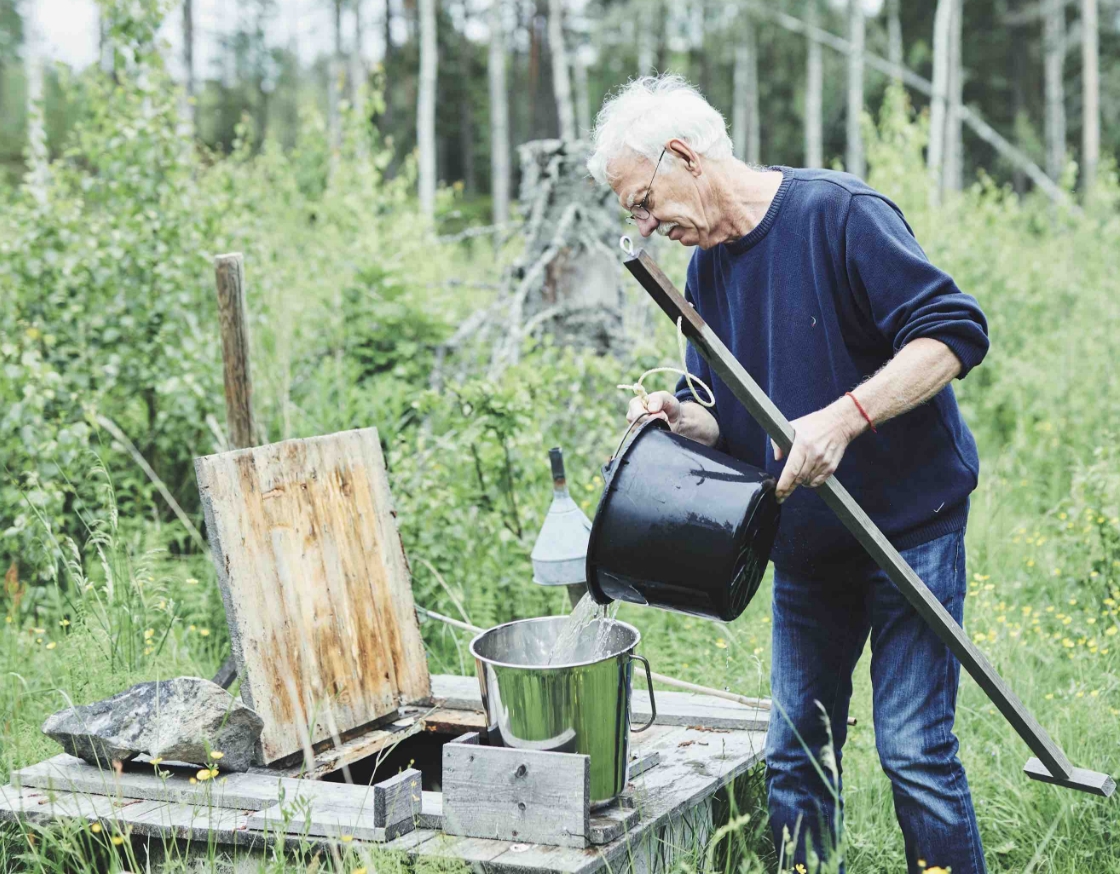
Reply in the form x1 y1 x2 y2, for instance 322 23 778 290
845 392 877 433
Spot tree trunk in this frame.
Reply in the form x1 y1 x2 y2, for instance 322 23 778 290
183 0 195 131
330 0 344 154
418 0 438 218
99 6 114 75
845 0 864 177
928 0 953 200
548 0 576 141
573 49 591 137
1010 1 1027 194
489 0 511 231
805 0 822 168
943 0 964 193
25 0 47 205
350 0 365 109
1081 0 1099 193
732 12 759 164
887 0 903 79
1043 0 1066 181
459 2 475 193
638 8 655 75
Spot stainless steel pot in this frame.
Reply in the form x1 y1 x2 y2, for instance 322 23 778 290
469 616 656 808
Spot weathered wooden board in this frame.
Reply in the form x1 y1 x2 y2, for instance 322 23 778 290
442 742 591 848
194 427 431 764
247 799 413 843
373 768 422 826
430 674 770 732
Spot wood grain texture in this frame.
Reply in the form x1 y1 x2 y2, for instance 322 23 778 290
624 249 1079 784
213 253 257 450
442 742 590 848
374 768 422 826
1023 757 1116 797
4 721 769 874
195 427 430 764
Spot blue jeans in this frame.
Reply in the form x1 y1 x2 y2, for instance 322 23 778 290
765 529 986 874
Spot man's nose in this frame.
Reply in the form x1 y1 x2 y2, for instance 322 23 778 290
638 215 659 238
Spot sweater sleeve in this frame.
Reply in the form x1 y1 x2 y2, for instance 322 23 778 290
844 193 990 378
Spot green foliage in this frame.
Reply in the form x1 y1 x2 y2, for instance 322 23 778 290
4 21 1120 874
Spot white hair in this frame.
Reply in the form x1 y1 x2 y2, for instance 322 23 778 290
586 74 734 186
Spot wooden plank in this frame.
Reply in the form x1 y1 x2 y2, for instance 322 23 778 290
442 742 590 848
429 674 769 732
374 768 422 827
195 427 431 764
419 791 443 829
624 248 1077 782
589 805 639 845
0 783 166 828
14 753 411 819
295 721 421 780
1023 757 1116 797
246 800 413 843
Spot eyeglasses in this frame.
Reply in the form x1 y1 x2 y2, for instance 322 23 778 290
626 149 666 224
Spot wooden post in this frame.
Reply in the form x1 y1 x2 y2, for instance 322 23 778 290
623 248 1114 797
213 253 256 451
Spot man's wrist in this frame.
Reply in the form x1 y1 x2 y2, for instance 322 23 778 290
833 394 868 441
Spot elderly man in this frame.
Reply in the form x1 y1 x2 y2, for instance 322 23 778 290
587 76 989 874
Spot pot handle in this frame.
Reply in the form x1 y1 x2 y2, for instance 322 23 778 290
629 654 657 732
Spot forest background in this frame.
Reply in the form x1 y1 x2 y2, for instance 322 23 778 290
2 0 1120 872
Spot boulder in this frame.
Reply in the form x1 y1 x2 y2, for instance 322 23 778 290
41 677 264 772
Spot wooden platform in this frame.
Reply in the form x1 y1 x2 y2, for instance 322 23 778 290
1 675 768 874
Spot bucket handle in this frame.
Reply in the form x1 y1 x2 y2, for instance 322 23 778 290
629 654 657 732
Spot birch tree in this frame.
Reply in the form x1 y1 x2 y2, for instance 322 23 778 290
329 0 344 154
1082 0 1100 193
887 0 902 80
928 0 953 199
637 5 655 75
25 0 47 205
418 0 438 219
732 11 759 165
489 0 511 231
846 0 864 177
1042 0 1066 181
573 47 591 137
804 0 822 168
350 0 365 109
182 0 195 131
944 0 964 193
548 0 576 141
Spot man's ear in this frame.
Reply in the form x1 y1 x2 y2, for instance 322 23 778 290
665 138 703 176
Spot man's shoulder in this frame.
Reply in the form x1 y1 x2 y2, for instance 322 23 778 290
784 167 883 203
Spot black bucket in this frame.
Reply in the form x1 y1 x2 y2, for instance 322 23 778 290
586 419 780 622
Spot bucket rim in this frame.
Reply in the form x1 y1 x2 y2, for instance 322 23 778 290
585 417 671 606
468 615 642 670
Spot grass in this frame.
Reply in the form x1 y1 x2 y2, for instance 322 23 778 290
3 96 1120 870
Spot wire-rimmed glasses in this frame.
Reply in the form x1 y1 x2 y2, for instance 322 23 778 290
626 149 667 224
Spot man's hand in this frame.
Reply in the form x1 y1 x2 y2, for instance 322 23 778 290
626 391 720 447
772 400 864 503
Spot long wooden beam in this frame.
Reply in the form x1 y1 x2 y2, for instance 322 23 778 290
624 248 1114 797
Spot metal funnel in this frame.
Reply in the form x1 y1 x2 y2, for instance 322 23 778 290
530 448 592 586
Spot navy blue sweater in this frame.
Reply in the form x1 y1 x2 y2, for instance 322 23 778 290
674 168 989 574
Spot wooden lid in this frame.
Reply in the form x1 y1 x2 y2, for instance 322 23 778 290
195 427 430 764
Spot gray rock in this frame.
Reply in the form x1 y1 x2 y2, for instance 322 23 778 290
41 677 264 772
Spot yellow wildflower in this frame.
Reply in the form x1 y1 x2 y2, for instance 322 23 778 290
199 628 211 637
144 628 154 640
46 641 56 650
714 638 727 649
356 869 368 874
59 619 70 627
1091 690 1100 697
210 751 224 760
185 577 199 585
341 834 354 843
111 835 124 846
90 823 102 833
